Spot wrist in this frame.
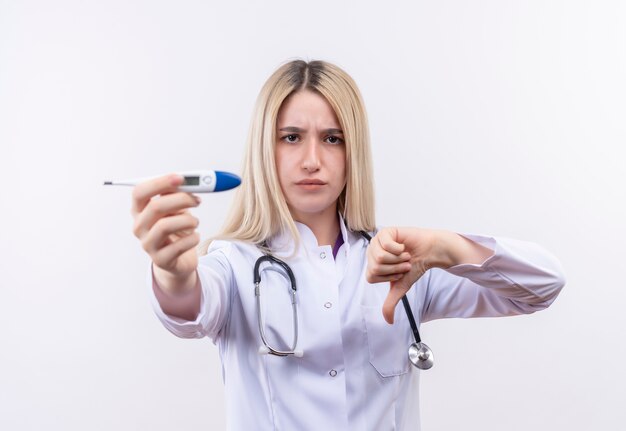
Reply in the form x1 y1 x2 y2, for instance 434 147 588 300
434 231 494 268
429 230 459 269
153 265 198 296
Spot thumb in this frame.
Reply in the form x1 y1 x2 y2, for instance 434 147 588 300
382 279 411 324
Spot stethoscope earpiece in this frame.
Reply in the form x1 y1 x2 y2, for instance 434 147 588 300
408 342 434 370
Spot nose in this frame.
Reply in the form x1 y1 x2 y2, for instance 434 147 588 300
301 139 321 173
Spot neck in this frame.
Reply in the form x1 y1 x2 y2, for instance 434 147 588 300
291 205 340 246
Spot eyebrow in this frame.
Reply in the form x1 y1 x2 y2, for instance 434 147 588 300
279 126 343 134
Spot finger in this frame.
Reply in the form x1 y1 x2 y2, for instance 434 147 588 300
133 192 200 239
131 174 184 217
370 261 412 277
164 212 199 238
371 250 411 265
152 232 201 270
382 282 411 324
377 230 405 255
142 214 199 254
145 213 199 251
366 272 404 284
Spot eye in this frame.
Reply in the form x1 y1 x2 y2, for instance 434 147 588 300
282 134 299 144
325 135 344 145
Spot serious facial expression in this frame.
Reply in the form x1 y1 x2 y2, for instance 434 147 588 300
275 90 347 222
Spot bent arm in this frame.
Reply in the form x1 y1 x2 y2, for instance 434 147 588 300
418 234 566 323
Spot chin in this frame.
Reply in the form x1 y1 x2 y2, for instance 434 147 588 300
287 199 337 217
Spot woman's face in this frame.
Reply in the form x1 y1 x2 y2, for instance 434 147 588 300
275 90 347 222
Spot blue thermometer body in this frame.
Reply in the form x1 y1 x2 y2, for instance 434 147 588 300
104 170 241 193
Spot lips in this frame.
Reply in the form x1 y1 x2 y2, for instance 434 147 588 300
296 179 326 185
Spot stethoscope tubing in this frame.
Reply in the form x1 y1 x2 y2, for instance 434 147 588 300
254 254 300 356
254 230 434 369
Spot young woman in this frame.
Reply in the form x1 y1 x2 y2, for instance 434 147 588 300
131 60 565 430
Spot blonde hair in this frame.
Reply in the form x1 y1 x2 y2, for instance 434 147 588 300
199 59 375 255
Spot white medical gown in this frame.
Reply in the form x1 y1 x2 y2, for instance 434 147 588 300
148 215 565 431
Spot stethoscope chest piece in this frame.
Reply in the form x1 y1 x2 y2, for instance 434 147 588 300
408 342 434 370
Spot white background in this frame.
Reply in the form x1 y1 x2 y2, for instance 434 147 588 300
1 1 625 430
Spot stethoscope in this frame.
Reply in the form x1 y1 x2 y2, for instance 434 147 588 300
253 231 435 370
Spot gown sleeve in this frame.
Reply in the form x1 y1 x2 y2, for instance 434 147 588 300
147 240 235 342
415 234 566 323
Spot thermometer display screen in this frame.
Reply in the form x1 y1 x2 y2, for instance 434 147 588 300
183 176 200 186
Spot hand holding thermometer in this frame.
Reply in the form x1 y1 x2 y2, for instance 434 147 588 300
103 170 241 193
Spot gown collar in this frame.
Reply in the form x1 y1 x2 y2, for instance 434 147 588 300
269 212 357 257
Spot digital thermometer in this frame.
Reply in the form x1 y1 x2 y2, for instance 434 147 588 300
103 170 241 193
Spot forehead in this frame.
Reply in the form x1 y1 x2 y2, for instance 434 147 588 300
277 90 340 126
